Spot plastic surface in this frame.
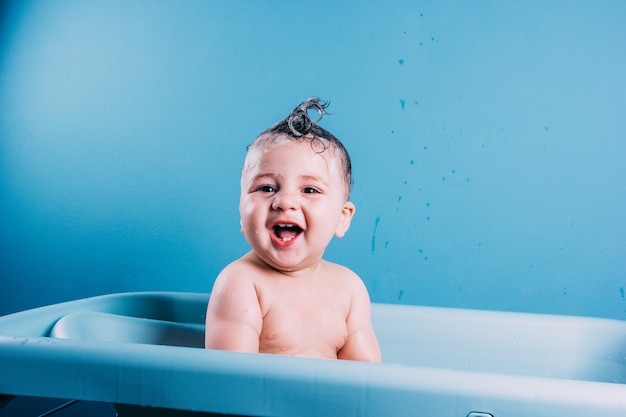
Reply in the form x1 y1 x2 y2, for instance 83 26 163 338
1 292 626 416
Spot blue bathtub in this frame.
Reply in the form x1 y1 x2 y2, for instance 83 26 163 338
1 292 625 416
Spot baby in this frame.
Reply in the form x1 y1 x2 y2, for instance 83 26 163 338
205 98 381 362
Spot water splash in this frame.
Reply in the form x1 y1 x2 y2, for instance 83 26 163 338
371 216 381 254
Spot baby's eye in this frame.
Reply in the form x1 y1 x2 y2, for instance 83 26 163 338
257 185 276 193
303 187 320 194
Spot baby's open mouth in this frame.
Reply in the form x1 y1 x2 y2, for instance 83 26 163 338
273 223 303 242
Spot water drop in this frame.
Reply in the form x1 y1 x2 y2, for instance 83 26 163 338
371 216 380 254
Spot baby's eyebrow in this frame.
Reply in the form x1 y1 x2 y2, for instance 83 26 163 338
300 175 322 181
242 173 275 189
250 173 277 182
299 175 331 187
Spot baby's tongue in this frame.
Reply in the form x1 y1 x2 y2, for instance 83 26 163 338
278 228 298 240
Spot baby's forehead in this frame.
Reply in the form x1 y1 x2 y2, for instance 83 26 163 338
241 138 344 183
246 136 341 164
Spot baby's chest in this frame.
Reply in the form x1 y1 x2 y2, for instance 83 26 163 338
260 299 348 345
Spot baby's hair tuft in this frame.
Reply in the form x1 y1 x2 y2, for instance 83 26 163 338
286 97 330 137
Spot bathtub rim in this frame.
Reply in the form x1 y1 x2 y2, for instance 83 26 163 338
2 291 626 416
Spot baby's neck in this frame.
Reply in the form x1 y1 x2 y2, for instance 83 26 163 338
247 251 325 279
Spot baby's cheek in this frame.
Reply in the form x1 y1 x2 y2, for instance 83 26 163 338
239 201 258 225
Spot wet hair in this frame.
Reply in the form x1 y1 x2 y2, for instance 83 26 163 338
248 97 353 197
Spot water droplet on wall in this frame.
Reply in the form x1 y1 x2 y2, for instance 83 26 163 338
371 216 381 254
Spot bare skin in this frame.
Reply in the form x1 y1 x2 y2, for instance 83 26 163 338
206 252 379 360
205 139 381 362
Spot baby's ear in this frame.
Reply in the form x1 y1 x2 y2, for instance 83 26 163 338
335 201 356 238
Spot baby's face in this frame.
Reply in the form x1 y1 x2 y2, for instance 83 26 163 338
239 139 354 273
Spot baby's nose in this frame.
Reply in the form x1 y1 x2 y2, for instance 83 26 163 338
271 191 299 211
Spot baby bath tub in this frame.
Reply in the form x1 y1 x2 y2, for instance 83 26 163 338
1 291 626 416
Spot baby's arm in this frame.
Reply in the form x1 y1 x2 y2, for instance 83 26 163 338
205 265 262 353
338 278 382 362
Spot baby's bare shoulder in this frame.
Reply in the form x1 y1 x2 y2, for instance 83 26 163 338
217 252 267 281
326 260 361 279
211 255 261 296
213 253 292 305
321 261 366 290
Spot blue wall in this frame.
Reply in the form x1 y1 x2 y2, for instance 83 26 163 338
1 1 625 318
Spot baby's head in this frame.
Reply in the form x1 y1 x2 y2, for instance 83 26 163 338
243 98 353 200
239 98 357 271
